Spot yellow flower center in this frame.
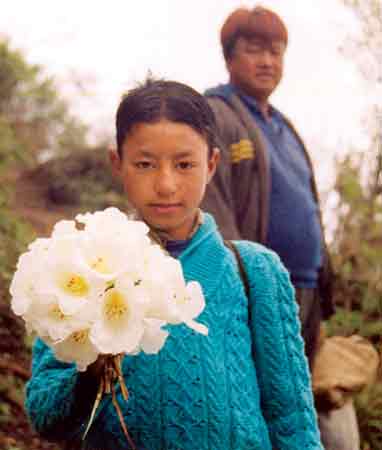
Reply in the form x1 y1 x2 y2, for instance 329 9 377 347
49 304 66 321
104 290 128 321
91 257 110 274
71 329 89 344
61 273 89 297
174 293 188 305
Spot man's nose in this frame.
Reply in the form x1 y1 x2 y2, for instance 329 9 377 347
155 167 177 196
259 50 272 65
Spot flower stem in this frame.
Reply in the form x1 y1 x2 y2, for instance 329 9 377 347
82 354 136 449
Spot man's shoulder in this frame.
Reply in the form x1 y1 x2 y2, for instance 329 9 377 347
204 83 232 99
205 84 236 116
206 95 235 117
204 89 245 141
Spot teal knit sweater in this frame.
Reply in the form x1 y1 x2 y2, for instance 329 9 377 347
25 213 323 449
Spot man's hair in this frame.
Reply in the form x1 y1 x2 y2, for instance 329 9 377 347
221 6 288 61
116 79 218 158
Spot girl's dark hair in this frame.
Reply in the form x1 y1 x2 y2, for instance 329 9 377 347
116 79 218 157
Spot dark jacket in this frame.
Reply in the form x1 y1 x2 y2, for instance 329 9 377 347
201 90 335 318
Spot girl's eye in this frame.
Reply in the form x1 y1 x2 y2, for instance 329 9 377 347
135 161 154 169
177 161 195 170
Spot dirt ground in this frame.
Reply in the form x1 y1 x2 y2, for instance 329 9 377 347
0 168 75 450
0 302 63 450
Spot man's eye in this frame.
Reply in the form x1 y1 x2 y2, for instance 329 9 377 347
271 48 283 56
246 45 262 54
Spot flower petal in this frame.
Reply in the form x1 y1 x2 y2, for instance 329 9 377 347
184 319 209 336
52 329 99 371
140 319 169 354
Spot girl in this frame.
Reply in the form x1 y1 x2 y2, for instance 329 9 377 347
25 79 323 449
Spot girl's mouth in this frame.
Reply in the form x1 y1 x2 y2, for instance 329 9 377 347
149 204 182 214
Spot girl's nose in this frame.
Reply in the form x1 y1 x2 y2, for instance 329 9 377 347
154 167 177 196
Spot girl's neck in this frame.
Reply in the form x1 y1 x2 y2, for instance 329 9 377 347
133 209 203 247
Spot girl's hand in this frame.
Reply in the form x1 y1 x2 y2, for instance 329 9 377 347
86 354 110 379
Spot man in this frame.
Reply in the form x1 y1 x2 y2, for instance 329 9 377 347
202 7 359 450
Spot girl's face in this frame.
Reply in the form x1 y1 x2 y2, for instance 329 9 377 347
111 119 220 240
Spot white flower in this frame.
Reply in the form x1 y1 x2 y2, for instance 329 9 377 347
176 281 208 335
75 209 152 281
10 249 48 317
90 278 149 355
41 235 106 316
28 237 51 253
25 295 93 342
76 207 150 242
11 238 96 341
76 207 128 231
78 231 145 281
50 329 99 371
138 249 208 334
132 319 169 354
51 220 79 238
142 253 208 335
10 207 209 370
10 255 37 317
139 248 184 322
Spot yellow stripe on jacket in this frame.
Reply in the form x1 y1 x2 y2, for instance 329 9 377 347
230 139 255 163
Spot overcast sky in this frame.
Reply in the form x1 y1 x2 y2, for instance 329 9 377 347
0 0 374 198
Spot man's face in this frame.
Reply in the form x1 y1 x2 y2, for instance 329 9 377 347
227 36 286 101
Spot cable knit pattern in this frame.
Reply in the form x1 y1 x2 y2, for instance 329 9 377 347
25 213 322 450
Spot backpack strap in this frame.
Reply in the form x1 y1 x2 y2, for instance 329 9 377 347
224 240 250 300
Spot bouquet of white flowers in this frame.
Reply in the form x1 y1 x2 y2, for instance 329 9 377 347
10 207 208 446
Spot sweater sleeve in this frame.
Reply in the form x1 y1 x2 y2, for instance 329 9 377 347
236 241 323 450
25 338 100 443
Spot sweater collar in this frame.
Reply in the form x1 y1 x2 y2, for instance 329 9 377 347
179 213 229 298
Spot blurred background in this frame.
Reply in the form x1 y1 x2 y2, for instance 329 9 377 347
0 1 380 449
